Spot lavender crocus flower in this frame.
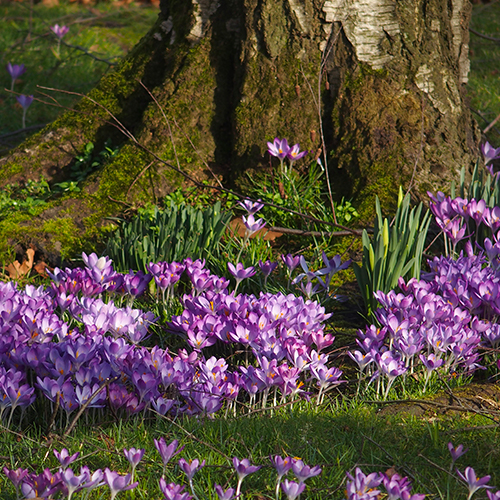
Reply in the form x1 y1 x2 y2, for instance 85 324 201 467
238 198 264 214
51 24 69 39
16 94 33 129
287 143 308 164
54 448 80 469
123 447 144 483
291 459 321 483
154 437 184 474
267 138 290 160
457 467 491 500
345 467 383 500
227 262 256 292
270 455 293 500
233 457 261 497
215 484 235 500
103 468 138 500
448 442 468 463
481 141 500 167
6 62 25 92
281 479 306 500
242 213 266 235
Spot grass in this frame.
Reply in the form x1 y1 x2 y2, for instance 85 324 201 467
1 398 499 498
0 0 158 152
1 2 500 500
468 1 500 142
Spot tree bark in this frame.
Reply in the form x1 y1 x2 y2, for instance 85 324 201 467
0 0 478 263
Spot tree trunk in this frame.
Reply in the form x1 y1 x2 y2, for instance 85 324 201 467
0 0 478 263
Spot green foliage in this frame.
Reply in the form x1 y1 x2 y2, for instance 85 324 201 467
353 187 431 319
106 201 232 272
70 140 119 182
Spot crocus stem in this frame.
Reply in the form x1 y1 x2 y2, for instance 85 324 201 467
235 479 243 498
21 108 27 129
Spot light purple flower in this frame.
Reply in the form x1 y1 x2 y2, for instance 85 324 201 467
481 141 500 166
178 458 205 482
154 437 184 471
345 468 383 500
215 484 235 500
457 467 491 500
54 448 80 469
291 459 321 483
287 143 308 163
242 213 266 234
238 199 264 214
281 479 306 500
267 138 290 160
51 24 69 39
103 468 138 500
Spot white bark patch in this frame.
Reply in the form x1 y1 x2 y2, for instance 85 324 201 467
287 0 310 34
321 0 400 69
450 0 469 83
189 0 220 41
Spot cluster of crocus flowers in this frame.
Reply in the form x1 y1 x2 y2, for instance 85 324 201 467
267 137 308 172
0 251 347 431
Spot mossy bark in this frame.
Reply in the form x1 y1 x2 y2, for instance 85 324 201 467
0 0 478 263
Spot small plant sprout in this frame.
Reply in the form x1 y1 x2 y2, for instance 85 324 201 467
16 94 33 129
6 62 25 92
232 457 261 497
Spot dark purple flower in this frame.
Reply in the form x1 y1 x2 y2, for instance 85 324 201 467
282 254 301 273
259 259 278 278
448 442 468 463
233 457 262 496
6 62 26 80
227 262 256 291
123 447 144 482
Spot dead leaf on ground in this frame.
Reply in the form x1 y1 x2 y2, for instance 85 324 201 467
5 247 35 279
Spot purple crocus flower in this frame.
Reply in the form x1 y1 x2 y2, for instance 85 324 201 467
291 459 322 483
6 62 26 80
287 143 308 163
233 457 262 497
242 213 266 235
123 447 144 483
103 468 138 500
6 62 25 92
15 94 33 109
16 94 33 129
238 199 264 214
215 484 235 500
178 458 205 482
267 138 290 160
54 448 80 469
456 467 491 500
51 24 69 39
448 442 468 463
270 455 293 500
281 479 306 500
154 437 184 472
345 467 383 500
487 491 500 500
481 141 500 166
259 259 278 279
227 262 256 292
282 254 301 273
159 479 192 500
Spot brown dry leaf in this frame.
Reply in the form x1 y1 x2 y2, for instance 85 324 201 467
34 261 49 277
5 248 35 279
41 0 59 5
